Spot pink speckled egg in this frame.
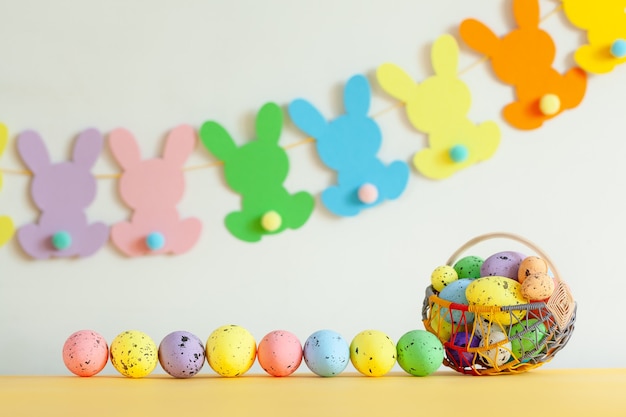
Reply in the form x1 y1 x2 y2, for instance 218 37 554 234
257 330 303 377
62 330 109 377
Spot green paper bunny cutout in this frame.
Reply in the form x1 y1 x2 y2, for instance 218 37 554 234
200 102 315 242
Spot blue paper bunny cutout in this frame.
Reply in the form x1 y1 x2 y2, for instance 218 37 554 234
288 74 409 217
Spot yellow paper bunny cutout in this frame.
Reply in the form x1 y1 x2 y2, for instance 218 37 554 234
376 34 500 179
562 0 626 74
0 123 16 247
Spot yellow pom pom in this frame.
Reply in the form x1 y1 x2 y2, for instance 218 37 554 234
261 211 282 232
539 94 560 116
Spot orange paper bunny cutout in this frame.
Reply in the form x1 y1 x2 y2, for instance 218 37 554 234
459 0 587 130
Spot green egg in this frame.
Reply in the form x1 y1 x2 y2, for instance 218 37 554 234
453 255 484 279
509 319 548 360
396 330 444 377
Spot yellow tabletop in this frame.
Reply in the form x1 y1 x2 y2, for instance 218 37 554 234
1 369 624 417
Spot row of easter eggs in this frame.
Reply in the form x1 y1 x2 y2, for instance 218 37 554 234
63 326 445 379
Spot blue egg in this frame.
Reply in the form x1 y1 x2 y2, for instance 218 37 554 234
438 278 474 325
303 330 350 377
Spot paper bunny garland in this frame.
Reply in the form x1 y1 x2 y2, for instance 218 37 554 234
16 129 109 259
0 123 15 248
459 0 587 130
377 34 501 179
0 0 622 255
289 74 409 216
200 102 315 242
109 125 202 256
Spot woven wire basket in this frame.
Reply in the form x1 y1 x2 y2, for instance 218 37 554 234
421 232 576 375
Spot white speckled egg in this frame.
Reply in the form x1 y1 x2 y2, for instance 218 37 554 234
479 330 512 367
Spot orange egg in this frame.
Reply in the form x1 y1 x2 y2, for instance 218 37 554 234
518 256 549 284
521 272 555 300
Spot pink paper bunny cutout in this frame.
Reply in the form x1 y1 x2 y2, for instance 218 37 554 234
109 125 202 257
17 129 109 259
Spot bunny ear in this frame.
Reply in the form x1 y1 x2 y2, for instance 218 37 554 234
344 74 371 116
376 63 418 103
256 102 283 144
17 130 51 174
561 0 589 29
459 18 500 57
288 98 328 139
72 128 104 169
431 34 459 77
108 128 142 170
0 123 7 157
199 120 237 162
513 0 539 29
162 124 196 167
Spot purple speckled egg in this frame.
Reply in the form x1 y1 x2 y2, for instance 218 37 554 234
480 251 526 280
446 331 480 368
158 331 205 378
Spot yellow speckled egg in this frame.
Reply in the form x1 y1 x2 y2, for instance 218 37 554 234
466 276 528 325
206 325 257 377
350 330 396 377
518 256 549 284
110 330 158 378
430 265 458 292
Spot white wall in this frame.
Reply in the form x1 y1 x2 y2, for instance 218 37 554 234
0 0 621 375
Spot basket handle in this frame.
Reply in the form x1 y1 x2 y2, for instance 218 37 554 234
445 232 561 284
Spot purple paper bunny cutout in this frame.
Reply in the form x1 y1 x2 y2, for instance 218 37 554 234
17 129 109 259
